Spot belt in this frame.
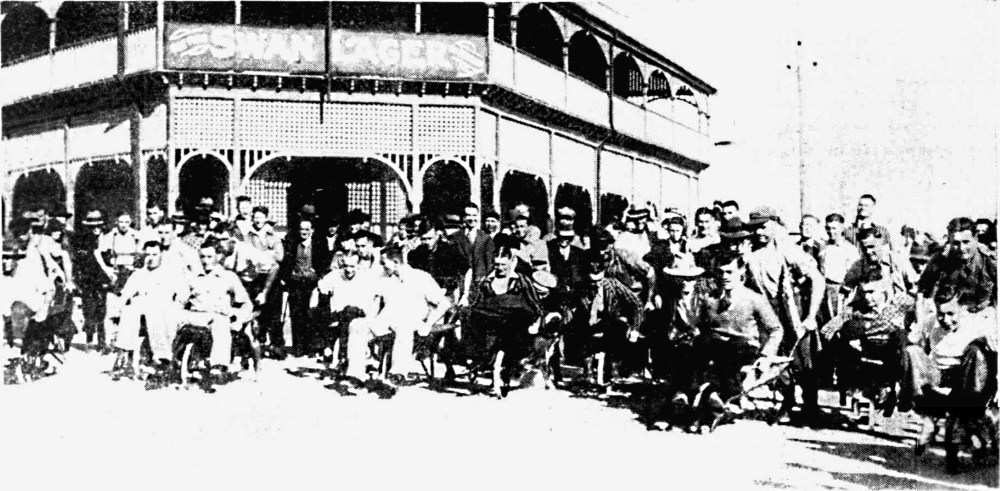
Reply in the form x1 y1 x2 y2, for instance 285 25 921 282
825 279 843 286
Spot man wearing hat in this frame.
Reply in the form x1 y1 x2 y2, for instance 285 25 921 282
618 206 655 258
542 206 585 249
547 222 586 292
744 205 825 423
644 258 707 429
744 206 824 346
72 211 111 346
483 210 502 239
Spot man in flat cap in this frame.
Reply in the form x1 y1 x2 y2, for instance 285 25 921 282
744 205 825 423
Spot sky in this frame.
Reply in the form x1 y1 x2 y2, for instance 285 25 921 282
605 0 999 235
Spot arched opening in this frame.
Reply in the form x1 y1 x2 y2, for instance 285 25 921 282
515 4 563 67
74 160 135 229
1 4 49 62
480 165 496 214
55 1 119 47
568 31 607 89
600 193 630 227
329 2 414 32
165 1 235 24
243 1 326 27
244 157 409 238
555 183 594 235
422 2 487 36
500 170 549 235
178 155 230 218
493 3 512 44
421 160 470 222
128 1 157 30
648 70 671 100
145 155 169 210
11 169 66 220
612 53 644 102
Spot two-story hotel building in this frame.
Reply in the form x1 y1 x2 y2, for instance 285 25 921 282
2 1 715 237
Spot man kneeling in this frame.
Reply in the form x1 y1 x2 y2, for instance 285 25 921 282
344 246 451 387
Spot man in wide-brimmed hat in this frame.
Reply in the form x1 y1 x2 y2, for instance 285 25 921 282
72 211 111 346
644 257 706 430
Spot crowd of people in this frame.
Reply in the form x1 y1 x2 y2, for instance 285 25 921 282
2 192 997 454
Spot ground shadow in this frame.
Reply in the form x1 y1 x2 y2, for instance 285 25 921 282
783 436 999 490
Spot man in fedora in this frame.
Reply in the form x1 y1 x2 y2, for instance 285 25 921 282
543 206 585 248
547 222 585 291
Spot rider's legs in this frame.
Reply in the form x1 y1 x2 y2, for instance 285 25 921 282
345 317 378 380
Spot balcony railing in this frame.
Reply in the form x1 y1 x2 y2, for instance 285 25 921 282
125 28 158 74
488 41 709 163
0 31 709 163
1 27 157 106
52 35 119 92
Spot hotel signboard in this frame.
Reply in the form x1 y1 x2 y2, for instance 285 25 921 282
165 23 488 81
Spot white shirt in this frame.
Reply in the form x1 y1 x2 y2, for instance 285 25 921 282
317 271 379 316
375 267 447 325
818 240 860 284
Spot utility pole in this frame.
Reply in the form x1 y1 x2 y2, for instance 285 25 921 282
788 41 817 220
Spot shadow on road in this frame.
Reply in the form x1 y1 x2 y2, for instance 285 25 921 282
783 436 999 490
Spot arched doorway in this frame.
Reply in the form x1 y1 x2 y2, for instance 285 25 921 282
516 4 563 67
500 170 549 235
74 160 135 229
244 156 410 238
421 160 470 222
613 53 644 103
11 169 66 219
600 193 630 227
178 154 230 217
480 165 496 214
1 3 49 63
55 1 119 47
568 31 607 89
555 183 593 234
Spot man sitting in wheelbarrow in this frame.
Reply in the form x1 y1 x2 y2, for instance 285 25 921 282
174 237 254 378
798 270 915 425
901 284 997 459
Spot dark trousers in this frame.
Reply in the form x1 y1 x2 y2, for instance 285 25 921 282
286 278 317 353
697 337 759 401
244 277 282 347
80 286 107 345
